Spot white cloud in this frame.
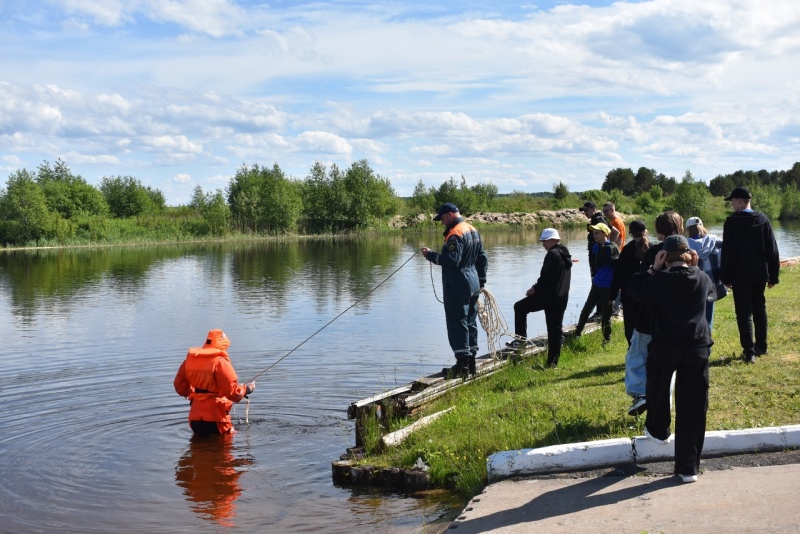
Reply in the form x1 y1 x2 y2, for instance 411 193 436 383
2 0 799 202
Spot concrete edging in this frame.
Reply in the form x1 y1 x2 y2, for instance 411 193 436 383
487 424 800 481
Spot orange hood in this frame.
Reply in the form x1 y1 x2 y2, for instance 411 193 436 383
203 329 231 351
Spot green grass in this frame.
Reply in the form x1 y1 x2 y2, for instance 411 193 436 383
365 265 800 497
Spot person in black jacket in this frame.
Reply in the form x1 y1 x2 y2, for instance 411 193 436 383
506 228 572 368
622 211 683 417
720 187 780 363
627 234 715 484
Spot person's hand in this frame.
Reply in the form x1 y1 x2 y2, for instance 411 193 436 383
480 278 486 289
653 249 668 270
768 283 776 289
421 247 430 258
688 249 699 267
245 382 255 397
526 287 535 296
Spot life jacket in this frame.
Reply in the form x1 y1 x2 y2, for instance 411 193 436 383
175 347 245 434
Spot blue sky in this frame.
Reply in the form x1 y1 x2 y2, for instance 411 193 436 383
1 0 799 205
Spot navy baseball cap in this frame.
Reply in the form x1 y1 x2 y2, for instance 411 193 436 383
433 202 459 221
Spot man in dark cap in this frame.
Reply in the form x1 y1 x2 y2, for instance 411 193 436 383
720 187 780 364
422 203 488 378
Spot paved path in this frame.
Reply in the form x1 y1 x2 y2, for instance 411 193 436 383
446 456 800 533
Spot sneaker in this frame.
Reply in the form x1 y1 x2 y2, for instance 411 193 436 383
754 347 768 357
628 395 647 416
679 474 698 483
742 349 757 364
644 426 672 445
612 307 622 317
587 312 601 322
505 339 528 348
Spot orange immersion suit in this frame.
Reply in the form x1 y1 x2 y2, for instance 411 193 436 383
174 329 249 435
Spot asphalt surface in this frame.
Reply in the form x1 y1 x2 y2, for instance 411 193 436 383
438 449 800 533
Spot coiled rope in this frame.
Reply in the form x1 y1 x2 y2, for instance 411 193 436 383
429 263 518 360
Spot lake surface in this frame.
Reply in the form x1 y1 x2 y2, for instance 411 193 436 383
1 222 797 533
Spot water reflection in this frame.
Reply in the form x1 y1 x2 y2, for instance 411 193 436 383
175 434 254 528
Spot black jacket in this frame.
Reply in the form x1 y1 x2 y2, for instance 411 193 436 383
721 210 780 286
629 243 663 334
627 265 714 348
610 241 644 302
533 244 572 305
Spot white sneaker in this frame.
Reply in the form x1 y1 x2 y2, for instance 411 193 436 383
644 427 672 445
679 474 698 483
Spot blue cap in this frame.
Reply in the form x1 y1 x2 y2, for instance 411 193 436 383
433 202 459 221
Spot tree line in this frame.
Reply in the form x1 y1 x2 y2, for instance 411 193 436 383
2 159 799 247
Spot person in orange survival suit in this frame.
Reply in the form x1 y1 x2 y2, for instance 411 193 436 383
174 329 255 436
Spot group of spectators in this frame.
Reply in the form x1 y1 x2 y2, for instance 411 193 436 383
421 186 780 484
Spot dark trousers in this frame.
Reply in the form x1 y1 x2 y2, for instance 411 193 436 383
513 294 567 366
190 420 220 437
575 284 612 341
645 343 709 477
732 282 768 354
445 292 480 361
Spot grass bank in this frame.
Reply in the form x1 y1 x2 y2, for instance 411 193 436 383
365 264 800 497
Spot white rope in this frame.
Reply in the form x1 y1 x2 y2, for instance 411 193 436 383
477 287 521 360
429 264 524 360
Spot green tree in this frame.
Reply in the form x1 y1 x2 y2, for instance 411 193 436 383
301 160 399 233
228 163 301 234
671 171 711 220
553 181 569 209
434 176 477 215
36 159 108 218
410 180 436 213
602 168 636 195
634 167 655 194
470 181 498 211
203 190 231 236
0 169 55 245
99 175 165 218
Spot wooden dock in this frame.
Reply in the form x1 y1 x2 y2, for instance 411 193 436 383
345 322 603 448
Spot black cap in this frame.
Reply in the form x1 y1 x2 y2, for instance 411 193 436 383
579 201 597 211
629 219 646 235
433 202 459 221
724 187 752 201
662 234 690 253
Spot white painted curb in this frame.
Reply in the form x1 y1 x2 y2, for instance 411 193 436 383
487 424 800 482
488 438 632 480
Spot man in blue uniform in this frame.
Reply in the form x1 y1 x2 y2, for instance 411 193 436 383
422 203 488 378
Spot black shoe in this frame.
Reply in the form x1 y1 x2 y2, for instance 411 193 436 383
628 395 647 416
442 364 469 379
505 339 529 348
754 347 768 357
468 356 476 376
742 349 757 364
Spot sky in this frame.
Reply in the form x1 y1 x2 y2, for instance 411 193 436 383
1 0 799 206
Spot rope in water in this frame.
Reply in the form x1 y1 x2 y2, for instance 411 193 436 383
243 250 421 385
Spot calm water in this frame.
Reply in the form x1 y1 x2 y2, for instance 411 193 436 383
1 223 797 533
